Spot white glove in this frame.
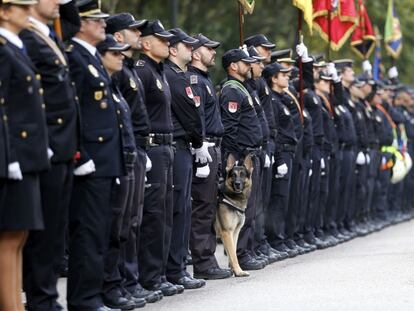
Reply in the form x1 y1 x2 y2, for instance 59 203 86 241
365 153 371 165
356 151 366 165
264 154 271 168
271 155 275 165
362 60 372 73
195 164 210 178
8 162 23 180
47 148 54 160
194 142 213 164
388 66 398 79
276 163 288 177
381 156 386 166
320 158 326 169
145 154 152 172
296 43 312 62
327 62 340 82
73 159 96 176
309 168 313 177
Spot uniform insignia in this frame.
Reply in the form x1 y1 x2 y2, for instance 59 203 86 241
376 115 382 122
88 65 99 78
334 107 341 115
100 102 108 109
206 85 212 96
248 97 254 107
339 105 346 113
228 101 238 113
190 75 198 85
156 79 163 91
313 97 318 105
112 93 120 103
185 86 194 99
348 99 355 108
172 66 182 74
357 111 363 119
193 96 201 107
136 60 145 67
255 97 260 105
283 106 290 115
129 78 137 90
65 44 74 52
265 86 269 95
303 110 309 118
94 91 103 101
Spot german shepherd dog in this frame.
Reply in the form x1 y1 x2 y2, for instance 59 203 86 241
215 153 254 277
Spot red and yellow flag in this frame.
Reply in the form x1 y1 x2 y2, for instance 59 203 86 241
351 0 376 59
292 0 313 34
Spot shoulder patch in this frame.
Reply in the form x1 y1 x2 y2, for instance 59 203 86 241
228 101 238 113
190 75 198 85
136 60 146 67
65 44 74 53
185 86 194 99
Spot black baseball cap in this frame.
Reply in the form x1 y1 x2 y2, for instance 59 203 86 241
77 0 109 19
244 34 275 49
140 20 173 39
262 62 291 80
248 46 266 62
222 48 256 70
105 13 147 34
168 28 199 46
192 33 220 50
97 34 131 54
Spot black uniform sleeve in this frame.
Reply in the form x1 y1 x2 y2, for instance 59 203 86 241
292 59 314 91
220 87 242 155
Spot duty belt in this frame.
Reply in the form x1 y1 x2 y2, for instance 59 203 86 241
245 146 262 156
148 133 173 145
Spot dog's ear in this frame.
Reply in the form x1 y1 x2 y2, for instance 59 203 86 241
226 153 236 172
243 153 254 175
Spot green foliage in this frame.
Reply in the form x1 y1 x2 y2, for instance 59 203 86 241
102 0 413 84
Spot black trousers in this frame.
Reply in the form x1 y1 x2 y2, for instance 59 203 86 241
190 145 221 273
316 152 330 231
336 148 355 228
324 150 342 231
366 148 381 218
254 150 269 251
373 152 392 219
67 177 114 311
24 161 73 311
103 155 136 298
122 148 146 293
166 147 193 280
304 146 322 233
297 153 312 235
138 144 173 288
285 144 301 239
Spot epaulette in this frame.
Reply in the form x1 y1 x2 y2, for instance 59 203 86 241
65 44 74 53
190 75 198 85
136 60 146 67
0 37 6 46
171 66 182 74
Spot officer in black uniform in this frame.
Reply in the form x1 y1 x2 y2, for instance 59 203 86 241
163 28 206 289
105 13 163 304
219 48 264 271
66 1 125 310
0 1 49 309
19 2 80 310
188 34 233 280
135 20 184 296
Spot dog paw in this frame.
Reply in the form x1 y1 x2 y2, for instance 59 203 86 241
234 270 250 277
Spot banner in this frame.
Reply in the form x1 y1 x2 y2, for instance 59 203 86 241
238 0 255 14
384 0 402 59
351 0 375 59
372 26 382 81
293 0 313 34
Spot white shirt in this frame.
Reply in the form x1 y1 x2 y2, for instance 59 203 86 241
72 37 97 57
0 27 23 49
29 17 50 37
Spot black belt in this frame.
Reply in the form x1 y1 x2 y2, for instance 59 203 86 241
245 146 262 156
149 133 173 146
174 139 191 149
123 151 137 164
205 136 222 147
281 143 296 152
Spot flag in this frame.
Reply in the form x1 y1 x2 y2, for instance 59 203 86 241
351 0 375 59
313 0 358 51
238 0 255 14
372 26 382 81
384 0 402 59
293 0 313 34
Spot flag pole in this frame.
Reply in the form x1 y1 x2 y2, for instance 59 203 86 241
298 9 305 121
327 3 331 61
53 19 63 41
238 3 244 46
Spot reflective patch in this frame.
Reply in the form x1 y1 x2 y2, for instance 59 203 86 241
88 65 99 78
248 97 254 107
193 96 201 107
255 97 260 105
156 79 163 91
313 96 318 105
348 99 355 108
185 86 194 99
283 106 290 115
265 86 269 95
339 105 346 113
228 101 238 113
113 93 120 103
206 85 212 96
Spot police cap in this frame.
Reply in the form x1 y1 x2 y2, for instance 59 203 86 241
96 34 130 54
140 20 173 39
262 62 291 80
248 46 266 62
244 34 275 49
168 28 199 46
77 0 109 18
192 33 220 50
222 48 256 70
105 13 147 34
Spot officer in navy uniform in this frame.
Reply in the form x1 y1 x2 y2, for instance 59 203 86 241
105 13 163 304
134 20 184 296
66 1 125 310
163 28 206 289
0 1 50 309
19 2 80 310
187 34 233 280
219 48 264 271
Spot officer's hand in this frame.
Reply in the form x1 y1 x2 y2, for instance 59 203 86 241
194 142 213 164
47 148 54 160
8 162 23 180
327 62 340 82
264 154 271 168
195 164 210 178
145 154 152 172
362 60 372 73
356 151 366 165
276 163 288 177
271 155 275 165
296 43 312 62
388 66 398 79
320 158 326 169
365 153 371 165
73 160 96 176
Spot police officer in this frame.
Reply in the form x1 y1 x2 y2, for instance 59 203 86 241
188 34 233 280
105 13 163 304
66 1 125 310
135 20 184 296
19 1 80 310
163 28 206 289
219 48 264 271
0 1 49 310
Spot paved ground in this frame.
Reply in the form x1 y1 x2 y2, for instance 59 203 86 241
57 219 414 311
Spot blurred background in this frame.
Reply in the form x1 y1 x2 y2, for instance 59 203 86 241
101 0 414 84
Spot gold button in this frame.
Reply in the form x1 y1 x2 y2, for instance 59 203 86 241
100 82 104 87
72 82 75 86
119 124 123 129
0 98 4 105
55 59 60 65
36 74 41 80
26 75 32 82
39 88 44 95
21 131 28 139
100 102 108 109
98 136 104 142
3 115 7 122
117 110 121 115
57 118 63 124
75 96 79 101
42 103 46 109
104 90 108 96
